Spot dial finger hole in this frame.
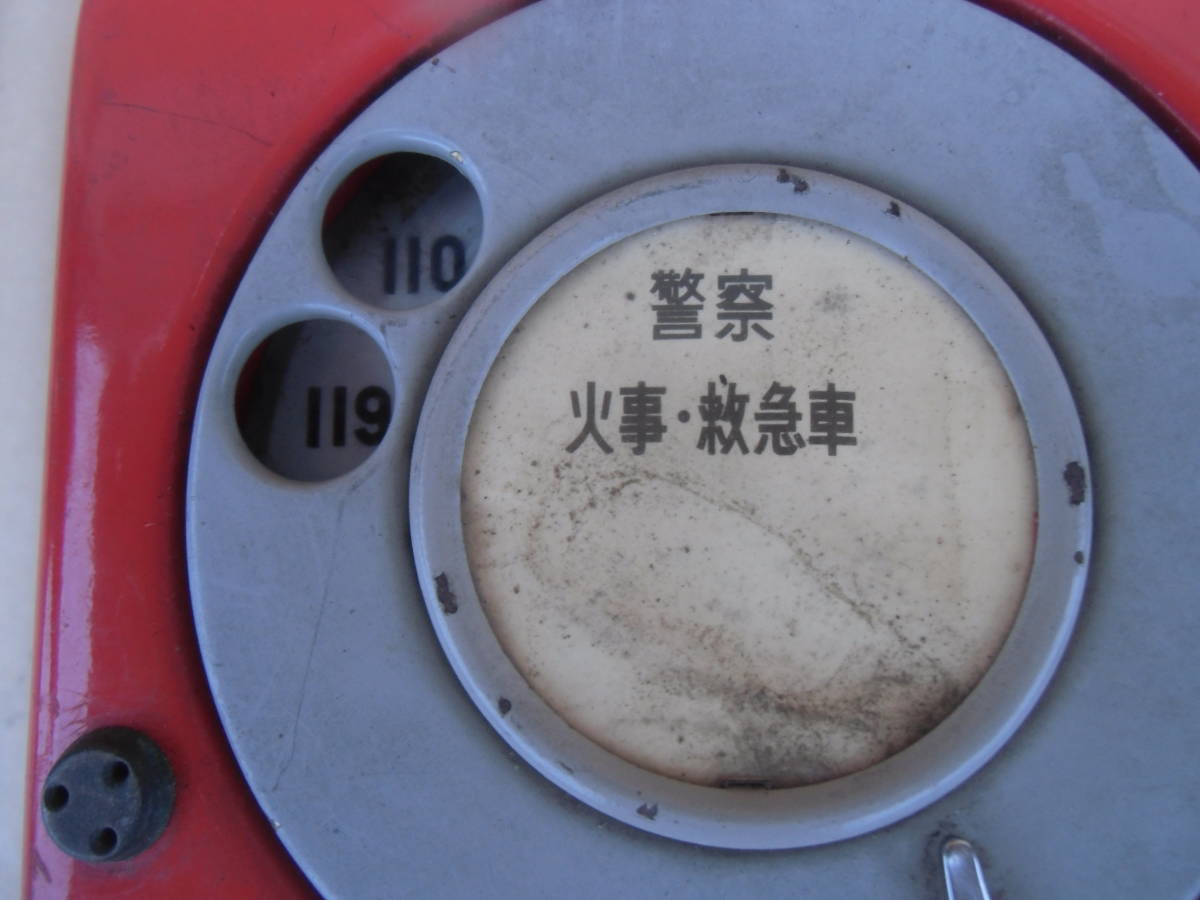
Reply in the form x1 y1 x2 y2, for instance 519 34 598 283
235 318 395 482
322 152 483 310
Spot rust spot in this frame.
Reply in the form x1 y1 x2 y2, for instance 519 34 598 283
1063 461 1087 505
776 167 810 193
434 572 458 614
922 824 966 898
636 802 658 820
498 697 512 716
886 201 902 217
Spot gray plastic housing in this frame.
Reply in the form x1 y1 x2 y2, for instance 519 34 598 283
187 0 1200 897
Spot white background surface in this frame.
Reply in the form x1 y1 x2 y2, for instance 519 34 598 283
0 0 82 892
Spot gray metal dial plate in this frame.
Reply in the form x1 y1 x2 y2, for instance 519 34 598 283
187 0 1200 897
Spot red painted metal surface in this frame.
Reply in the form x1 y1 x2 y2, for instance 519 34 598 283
983 0 1200 162
25 2 524 897
25 0 1198 897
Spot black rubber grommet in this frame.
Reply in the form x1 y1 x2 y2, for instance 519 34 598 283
41 727 175 863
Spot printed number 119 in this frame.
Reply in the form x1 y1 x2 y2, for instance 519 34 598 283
305 385 392 448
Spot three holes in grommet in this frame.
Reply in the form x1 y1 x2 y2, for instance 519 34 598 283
40 728 175 863
43 780 122 859
322 152 483 310
104 760 130 787
90 827 118 857
43 784 69 812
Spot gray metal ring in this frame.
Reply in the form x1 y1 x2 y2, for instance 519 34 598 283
409 163 1091 848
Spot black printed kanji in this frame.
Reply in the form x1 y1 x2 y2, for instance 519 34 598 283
619 382 668 454
566 382 614 454
808 383 857 456
650 268 706 340
696 376 749 455
753 381 805 455
715 269 774 341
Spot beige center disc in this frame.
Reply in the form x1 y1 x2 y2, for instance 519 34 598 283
463 213 1034 787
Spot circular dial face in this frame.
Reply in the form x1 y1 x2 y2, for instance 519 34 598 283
463 212 1035 787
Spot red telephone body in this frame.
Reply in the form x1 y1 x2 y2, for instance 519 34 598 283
25 1 1199 896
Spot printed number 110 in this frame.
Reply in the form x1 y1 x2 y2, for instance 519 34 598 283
305 386 392 448
383 235 466 294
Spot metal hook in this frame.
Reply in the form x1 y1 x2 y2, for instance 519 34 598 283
942 837 993 900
